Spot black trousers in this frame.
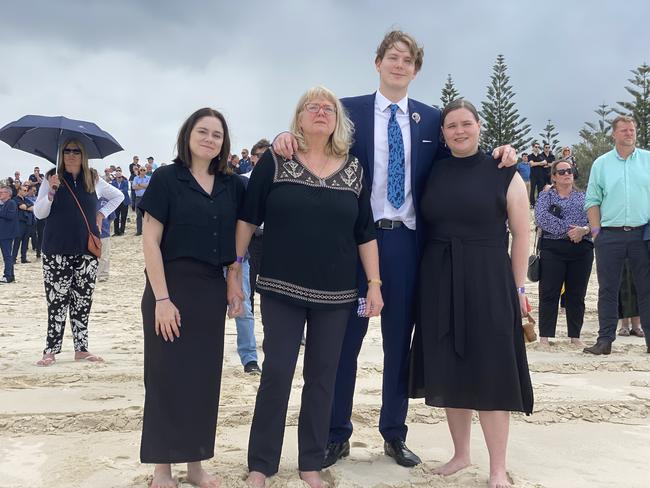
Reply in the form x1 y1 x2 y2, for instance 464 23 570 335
113 202 129 235
594 228 650 343
247 295 350 475
529 176 546 206
35 219 45 255
248 233 263 311
538 239 594 338
12 222 30 262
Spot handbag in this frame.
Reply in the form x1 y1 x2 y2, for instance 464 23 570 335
60 177 102 258
527 227 541 282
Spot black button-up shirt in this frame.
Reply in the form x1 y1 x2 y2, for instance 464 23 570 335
138 163 245 268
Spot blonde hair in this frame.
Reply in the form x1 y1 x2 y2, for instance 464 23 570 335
289 86 353 159
57 139 96 193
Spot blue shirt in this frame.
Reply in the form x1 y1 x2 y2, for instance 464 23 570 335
535 188 590 240
585 147 650 226
133 175 150 197
111 178 131 205
517 161 531 182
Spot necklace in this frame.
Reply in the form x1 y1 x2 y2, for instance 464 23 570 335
297 153 338 180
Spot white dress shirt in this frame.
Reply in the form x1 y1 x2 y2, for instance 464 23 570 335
372 90 416 230
34 176 124 220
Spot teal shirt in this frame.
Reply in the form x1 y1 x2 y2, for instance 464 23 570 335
584 147 650 227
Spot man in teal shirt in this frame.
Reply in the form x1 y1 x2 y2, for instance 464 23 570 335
583 115 650 355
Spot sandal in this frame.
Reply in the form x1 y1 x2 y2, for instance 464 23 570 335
36 354 56 367
630 328 645 338
618 327 630 336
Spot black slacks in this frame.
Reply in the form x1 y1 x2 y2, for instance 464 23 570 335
538 239 594 338
594 228 650 343
113 202 129 235
248 233 263 312
247 295 350 475
529 176 546 206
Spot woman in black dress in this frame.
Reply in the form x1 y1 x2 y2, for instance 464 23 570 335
138 108 244 488
409 99 533 488
230 86 383 488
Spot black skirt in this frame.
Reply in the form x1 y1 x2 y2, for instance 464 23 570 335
140 258 227 463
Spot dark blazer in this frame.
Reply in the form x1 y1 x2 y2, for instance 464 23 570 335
0 199 19 240
341 93 445 250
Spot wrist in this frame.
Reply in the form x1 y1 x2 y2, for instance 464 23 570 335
591 226 600 236
516 286 526 294
155 296 170 302
367 279 382 287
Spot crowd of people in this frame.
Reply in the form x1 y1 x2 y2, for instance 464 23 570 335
0 28 649 488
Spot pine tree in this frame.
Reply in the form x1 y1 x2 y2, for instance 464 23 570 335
479 54 532 151
440 74 461 107
538 119 561 155
573 103 615 183
615 63 650 149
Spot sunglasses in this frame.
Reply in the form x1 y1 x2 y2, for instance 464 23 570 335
554 168 574 176
63 148 82 155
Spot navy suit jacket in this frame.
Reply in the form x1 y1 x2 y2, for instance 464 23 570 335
341 93 446 251
0 199 19 240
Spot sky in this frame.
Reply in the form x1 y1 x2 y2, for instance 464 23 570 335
1 0 648 177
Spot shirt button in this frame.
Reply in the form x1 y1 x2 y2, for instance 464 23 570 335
213 232 217 236
212 249 217 252
213 216 217 220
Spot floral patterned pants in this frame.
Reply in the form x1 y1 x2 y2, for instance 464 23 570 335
42 254 98 354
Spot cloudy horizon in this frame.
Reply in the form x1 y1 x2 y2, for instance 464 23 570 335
1 0 648 176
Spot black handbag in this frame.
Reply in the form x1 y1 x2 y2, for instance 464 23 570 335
527 228 542 282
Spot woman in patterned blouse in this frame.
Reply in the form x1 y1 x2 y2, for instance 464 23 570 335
535 160 594 346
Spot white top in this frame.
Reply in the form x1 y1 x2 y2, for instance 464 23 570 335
34 176 124 220
372 90 416 230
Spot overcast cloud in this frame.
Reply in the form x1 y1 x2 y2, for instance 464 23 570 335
1 0 648 175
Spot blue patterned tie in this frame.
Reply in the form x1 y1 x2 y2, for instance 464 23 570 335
387 104 405 208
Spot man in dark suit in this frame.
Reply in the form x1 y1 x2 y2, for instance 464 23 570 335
0 185 19 283
274 30 516 469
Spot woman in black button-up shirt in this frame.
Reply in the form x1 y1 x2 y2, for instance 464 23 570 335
138 107 244 488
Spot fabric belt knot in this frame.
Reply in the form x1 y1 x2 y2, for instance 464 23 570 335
431 235 507 358
387 104 405 209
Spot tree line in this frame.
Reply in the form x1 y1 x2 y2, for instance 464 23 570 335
439 56 650 182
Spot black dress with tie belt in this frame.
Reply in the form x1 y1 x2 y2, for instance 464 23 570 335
408 151 533 414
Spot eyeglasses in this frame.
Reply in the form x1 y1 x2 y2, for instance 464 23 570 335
63 148 82 155
554 168 574 176
304 103 336 115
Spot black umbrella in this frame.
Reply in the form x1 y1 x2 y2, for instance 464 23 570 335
0 115 123 163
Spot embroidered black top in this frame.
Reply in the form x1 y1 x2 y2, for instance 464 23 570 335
240 149 376 309
138 163 245 268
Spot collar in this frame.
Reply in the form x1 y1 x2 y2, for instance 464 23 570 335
615 147 637 161
375 90 409 115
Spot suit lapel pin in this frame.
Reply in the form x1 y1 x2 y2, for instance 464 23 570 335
412 112 421 124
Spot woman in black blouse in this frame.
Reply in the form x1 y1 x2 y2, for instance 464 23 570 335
231 86 382 488
138 108 244 488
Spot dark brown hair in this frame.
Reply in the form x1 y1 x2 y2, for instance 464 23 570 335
375 30 424 73
441 98 479 125
174 107 231 175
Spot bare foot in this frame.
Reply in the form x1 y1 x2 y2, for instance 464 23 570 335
433 455 471 476
36 353 56 367
299 471 323 488
74 351 104 362
570 338 585 347
246 471 266 488
151 464 177 488
488 470 513 488
187 464 220 488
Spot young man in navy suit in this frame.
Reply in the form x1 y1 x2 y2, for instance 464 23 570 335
274 30 516 470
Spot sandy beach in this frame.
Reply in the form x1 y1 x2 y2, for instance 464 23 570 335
1 217 649 488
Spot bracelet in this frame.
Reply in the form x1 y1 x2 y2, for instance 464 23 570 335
236 256 244 264
516 286 526 294
367 279 383 286
156 297 170 302
591 226 601 236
